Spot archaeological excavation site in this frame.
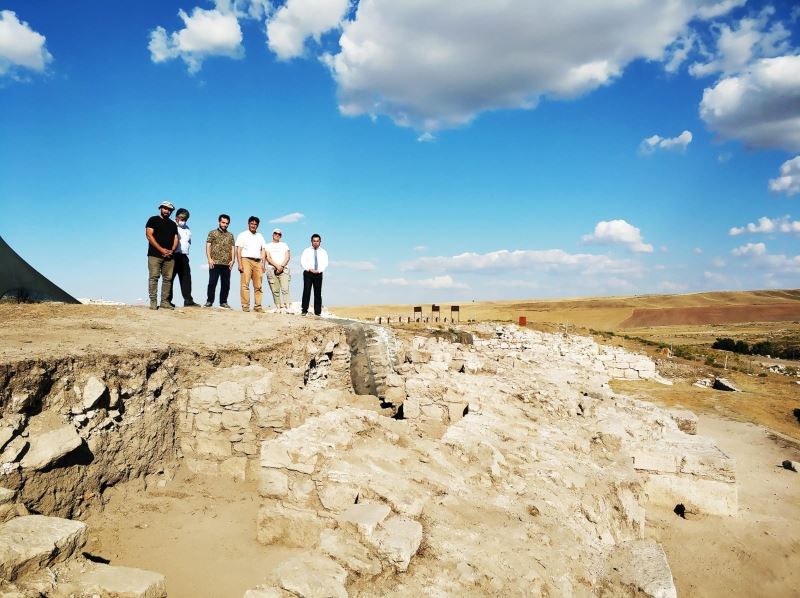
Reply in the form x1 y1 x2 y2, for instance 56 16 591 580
0 306 740 597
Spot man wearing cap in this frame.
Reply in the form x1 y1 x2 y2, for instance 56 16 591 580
265 228 291 313
145 201 179 310
300 233 328 316
236 216 267 312
167 208 199 307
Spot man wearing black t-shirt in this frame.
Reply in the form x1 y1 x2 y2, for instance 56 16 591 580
145 201 179 310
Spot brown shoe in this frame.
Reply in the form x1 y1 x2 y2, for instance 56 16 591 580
254 307 264 313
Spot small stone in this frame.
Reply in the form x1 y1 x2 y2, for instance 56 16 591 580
82 377 108 411
366 516 423 572
76 564 166 598
339 502 391 535
20 426 83 471
0 437 28 464
273 552 347 598
713 377 741 392
782 460 799 472
10 393 32 414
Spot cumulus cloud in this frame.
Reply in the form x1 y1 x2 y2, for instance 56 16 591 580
0 10 52 78
689 8 791 78
149 6 244 74
318 0 739 132
378 275 468 289
769 156 800 196
729 215 800 236
699 55 800 151
267 0 350 60
417 132 435 143
581 220 653 253
639 131 693 155
731 242 766 257
270 211 305 223
400 248 639 276
333 260 377 271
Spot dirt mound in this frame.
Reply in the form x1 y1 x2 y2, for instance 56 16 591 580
620 304 800 328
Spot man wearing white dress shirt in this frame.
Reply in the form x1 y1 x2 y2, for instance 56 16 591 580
168 208 199 307
300 233 328 316
236 216 267 312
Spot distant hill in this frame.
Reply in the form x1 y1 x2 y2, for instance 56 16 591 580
332 289 800 330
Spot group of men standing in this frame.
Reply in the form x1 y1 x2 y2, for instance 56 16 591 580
145 201 328 316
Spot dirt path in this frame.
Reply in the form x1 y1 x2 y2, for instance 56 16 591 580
647 414 800 597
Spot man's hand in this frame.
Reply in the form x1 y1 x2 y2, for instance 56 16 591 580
208 259 215 268
238 263 244 273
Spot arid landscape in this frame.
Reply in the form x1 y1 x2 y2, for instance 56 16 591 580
0 292 798 597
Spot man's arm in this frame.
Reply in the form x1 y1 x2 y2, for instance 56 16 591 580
236 246 244 273
229 242 234 268
171 231 179 252
206 241 214 267
146 227 171 257
281 249 290 270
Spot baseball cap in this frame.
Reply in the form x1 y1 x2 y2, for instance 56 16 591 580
159 201 175 211
272 228 282 235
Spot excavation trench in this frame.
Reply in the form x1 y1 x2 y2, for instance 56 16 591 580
0 322 398 595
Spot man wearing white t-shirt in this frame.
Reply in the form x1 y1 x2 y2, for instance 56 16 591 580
300 233 328 316
265 228 291 312
236 216 267 312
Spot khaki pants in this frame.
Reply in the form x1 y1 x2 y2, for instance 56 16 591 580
267 268 291 306
240 258 263 310
148 256 175 305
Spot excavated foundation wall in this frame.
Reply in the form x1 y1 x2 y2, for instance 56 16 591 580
0 327 352 518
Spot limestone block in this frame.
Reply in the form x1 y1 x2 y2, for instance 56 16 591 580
10 392 33 414
0 502 28 524
273 552 347 598
194 434 232 458
82 377 108 411
0 425 17 452
189 386 218 410
221 457 248 481
315 482 359 512
0 515 87 580
178 437 195 457
420 404 445 422
606 540 677 598
77 564 167 598
339 503 391 535
320 529 382 576
383 387 406 406
259 469 289 498
410 350 431 364
194 412 223 433
289 477 318 504
385 374 404 388
679 450 735 482
713 377 741 392
248 374 274 399
218 381 247 407
254 405 286 429
1 437 28 464
404 378 428 397
21 425 83 471
642 474 737 516
449 359 465 373
631 451 679 474
261 444 317 474
221 409 252 430
257 503 327 547
367 479 427 518
0 488 16 505
235 441 260 456
366 516 423 572
669 410 698 435
445 402 468 423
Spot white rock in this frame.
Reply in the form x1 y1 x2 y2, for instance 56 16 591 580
320 528 382 576
273 552 347 598
366 516 423 572
339 503 391 535
0 515 87 580
82 377 108 411
76 564 167 598
218 381 247 407
20 426 83 471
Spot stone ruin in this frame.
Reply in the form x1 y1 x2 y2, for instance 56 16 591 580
0 320 737 596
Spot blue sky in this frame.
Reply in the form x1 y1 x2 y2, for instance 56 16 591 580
1 0 799 307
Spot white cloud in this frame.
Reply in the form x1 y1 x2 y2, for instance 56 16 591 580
729 215 800 236
699 55 800 151
639 130 693 155
270 211 305 224
267 0 350 60
149 7 244 74
333 260 377 271
0 10 52 78
769 156 800 196
319 0 739 132
731 242 766 257
417 132 435 143
693 247 703 254
581 220 653 253
401 248 640 275
378 275 468 289
689 8 791 78
711 257 727 268
703 270 729 285
413 245 428 253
